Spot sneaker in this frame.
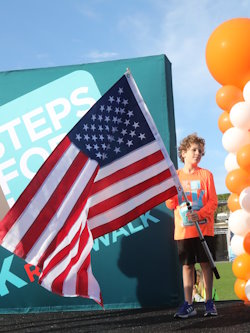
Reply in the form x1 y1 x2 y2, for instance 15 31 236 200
204 299 218 317
174 301 197 318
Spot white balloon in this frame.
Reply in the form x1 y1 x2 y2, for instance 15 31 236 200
239 187 250 213
231 234 245 256
222 127 250 153
228 209 250 237
245 279 250 301
224 153 239 172
243 81 250 102
230 101 250 130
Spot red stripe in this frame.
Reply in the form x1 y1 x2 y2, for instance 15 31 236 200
14 152 89 258
88 168 172 219
91 186 177 239
91 150 164 195
39 224 82 284
76 255 103 306
76 254 104 307
40 225 82 283
37 165 99 269
50 223 91 295
76 253 91 297
0 136 71 242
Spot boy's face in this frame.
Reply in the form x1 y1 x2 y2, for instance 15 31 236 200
182 143 203 166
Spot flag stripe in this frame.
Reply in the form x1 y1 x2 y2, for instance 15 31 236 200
59 224 91 296
88 156 170 209
0 136 71 241
36 163 98 269
62 235 94 298
94 141 165 182
40 223 92 294
76 254 91 298
91 149 165 195
1 142 80 251
88 168 172 219
38 209 83 271
91 185 177 239
81 263 103 306
41 222 83 285
27 157 99 266
40 231 82 292
14 151 89 258
89 177 177 234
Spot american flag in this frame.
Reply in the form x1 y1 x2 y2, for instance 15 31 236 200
0 71 181 306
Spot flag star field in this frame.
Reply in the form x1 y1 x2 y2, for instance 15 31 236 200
69 75 155 166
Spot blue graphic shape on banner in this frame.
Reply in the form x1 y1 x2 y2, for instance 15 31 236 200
0 71 101 205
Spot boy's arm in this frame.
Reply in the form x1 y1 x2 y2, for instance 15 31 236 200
165 195 178 210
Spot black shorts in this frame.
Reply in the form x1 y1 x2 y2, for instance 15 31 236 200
177 236 216 265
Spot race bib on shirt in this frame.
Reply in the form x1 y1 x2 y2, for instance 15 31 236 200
179 180 207 227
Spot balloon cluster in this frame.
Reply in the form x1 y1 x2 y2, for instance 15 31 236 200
206 18 250 302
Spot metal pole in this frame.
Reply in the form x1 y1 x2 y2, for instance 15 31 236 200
184 196 220 279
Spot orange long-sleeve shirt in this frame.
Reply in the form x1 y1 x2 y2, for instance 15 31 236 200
166 167 217 240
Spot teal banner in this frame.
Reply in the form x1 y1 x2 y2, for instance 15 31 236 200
0 55 183 313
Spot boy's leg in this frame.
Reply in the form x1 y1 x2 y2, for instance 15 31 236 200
200 261 218 316
174 239 197 318
183 264 195 304
197 237 215 301
177 239 196 304
200 262 213 300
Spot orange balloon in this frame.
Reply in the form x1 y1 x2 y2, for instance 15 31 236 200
232 253 250 280
216 85 244 111
225 168 250 195
206 18 250 89
227 193 241 212
234 278 248 301
243 232 250 255
218 111 233 133
237 144 250 173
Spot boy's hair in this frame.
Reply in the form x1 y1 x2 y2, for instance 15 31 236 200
178 133 205 163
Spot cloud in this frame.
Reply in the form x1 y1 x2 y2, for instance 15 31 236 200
175 127 187 143
114 2 218 117
76 3 100 19
116 0 249 114
34 53 55 67
85 50 119 62
36 53 50 60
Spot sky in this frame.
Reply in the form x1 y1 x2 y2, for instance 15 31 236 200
0 0 249 194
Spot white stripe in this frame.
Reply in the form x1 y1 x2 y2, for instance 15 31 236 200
41 236 81 292
86 264 102 304
26 160 97 265
89 158 169 206
95 141 162 181
27 204 88 266
89 177 176 229
2 143 80 251
41 208 88 271
41 224 93 295
62 227 93 296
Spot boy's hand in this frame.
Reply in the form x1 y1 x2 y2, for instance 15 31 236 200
186 211 199 222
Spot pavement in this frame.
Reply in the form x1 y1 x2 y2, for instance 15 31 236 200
0 301 249 333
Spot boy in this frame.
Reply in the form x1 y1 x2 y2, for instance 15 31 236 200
166 133 218 318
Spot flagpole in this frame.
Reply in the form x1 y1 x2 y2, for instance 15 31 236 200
182 190 220 280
